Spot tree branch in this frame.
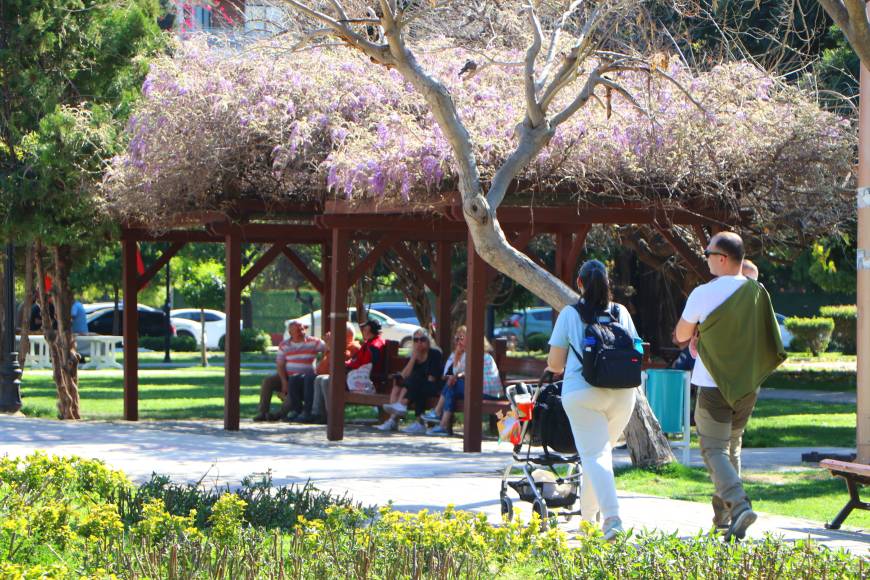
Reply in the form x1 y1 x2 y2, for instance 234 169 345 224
523 2 545 127
537 0 585 92
818 0 870 66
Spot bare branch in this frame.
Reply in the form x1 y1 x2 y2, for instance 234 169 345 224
326 0 348 22
281 0 391 62
523 2 545 127
537 0 585 91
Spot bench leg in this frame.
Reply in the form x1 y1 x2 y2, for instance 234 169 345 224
488 414 499 436
826 476 870 530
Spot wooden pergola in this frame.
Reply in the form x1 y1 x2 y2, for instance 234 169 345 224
121 197 738 452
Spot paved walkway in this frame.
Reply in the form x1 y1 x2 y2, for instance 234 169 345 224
1 416 866 554
758 389 856 404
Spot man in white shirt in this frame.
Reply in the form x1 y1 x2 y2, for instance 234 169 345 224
674 232 758 541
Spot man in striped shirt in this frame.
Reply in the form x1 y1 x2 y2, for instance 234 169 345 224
254 321 325 422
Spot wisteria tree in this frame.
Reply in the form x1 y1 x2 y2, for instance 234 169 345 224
105 2 853 463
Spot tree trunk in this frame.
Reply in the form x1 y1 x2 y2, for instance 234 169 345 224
624 389 677 467
35 242 80 420
18 243 34 369
200 308 208 367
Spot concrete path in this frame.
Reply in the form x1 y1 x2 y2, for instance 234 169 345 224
1 415 866 554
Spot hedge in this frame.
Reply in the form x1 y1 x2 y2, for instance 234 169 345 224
525 333 550 352
140 335 198 352
818 305 857 354
784 316 835 356
218 328 271 353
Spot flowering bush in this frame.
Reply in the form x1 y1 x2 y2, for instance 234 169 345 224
104 37 854 242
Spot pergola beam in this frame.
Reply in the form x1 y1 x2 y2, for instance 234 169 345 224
392 242 438 292
280 246 324 293
348 235 398 285
137 242 185 292
241 244 285 290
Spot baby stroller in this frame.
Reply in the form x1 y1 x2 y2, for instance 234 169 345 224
499 377 582 530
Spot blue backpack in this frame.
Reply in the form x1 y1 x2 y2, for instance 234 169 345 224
568 302 642 389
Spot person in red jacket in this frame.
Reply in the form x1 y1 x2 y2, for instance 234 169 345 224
345 319 385 392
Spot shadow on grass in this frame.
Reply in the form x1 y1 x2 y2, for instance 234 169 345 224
763 370 856 392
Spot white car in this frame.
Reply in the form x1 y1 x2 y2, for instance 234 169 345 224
171 308 240 349
284 308 421 348
775 313 794 350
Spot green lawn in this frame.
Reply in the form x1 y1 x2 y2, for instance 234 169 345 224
121 350 278 365
19 368 377 422
742 400 856 448
616 462 868 528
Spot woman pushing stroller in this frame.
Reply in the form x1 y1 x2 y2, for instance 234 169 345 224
545 259 641 541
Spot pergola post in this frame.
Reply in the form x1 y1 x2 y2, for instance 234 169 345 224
436 241 452 349
857 62 870 462
224 227 242 431
122 238 139 421
464 231 486 452
327 228 350 441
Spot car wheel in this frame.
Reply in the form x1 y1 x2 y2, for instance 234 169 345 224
400 337 413 349
177 331 195 340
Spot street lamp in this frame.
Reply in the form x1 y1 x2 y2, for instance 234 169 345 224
0 242 22 413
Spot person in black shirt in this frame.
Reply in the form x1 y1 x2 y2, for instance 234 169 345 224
376 329 443 433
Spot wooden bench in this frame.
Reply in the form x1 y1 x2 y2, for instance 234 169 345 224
820 459 870 529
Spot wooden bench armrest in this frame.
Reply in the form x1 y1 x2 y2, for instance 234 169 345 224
821 459 870 478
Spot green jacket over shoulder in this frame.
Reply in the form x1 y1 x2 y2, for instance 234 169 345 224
697 279 787 406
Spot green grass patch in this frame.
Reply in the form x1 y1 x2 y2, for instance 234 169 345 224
616 462 869 528
743 399 856 448
19 368 377 422
122 350 278 365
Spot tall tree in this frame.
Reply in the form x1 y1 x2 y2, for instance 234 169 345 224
0 0 165 417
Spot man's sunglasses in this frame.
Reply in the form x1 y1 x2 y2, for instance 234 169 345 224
412 336 428 342
703 250 727 258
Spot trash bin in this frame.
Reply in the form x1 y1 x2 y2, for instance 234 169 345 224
645 369 689 434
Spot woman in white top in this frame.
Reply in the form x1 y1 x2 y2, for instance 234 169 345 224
546 259 640 541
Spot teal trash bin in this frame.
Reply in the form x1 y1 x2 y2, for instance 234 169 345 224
645 369 688 434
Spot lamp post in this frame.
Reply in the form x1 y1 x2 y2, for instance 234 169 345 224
163 258 172 363
0 242 22 413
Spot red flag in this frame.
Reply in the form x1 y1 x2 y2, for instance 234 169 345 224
136 244 145 276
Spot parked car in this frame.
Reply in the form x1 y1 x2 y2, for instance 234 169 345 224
87 304 174 338
775 313 793 349
366 301 433 326
170 308 239 349
493 307 555 350
284 308 420 347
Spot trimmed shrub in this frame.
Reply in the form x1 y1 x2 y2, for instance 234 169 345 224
784 317 834 356
140 335 198 352
218 328 270 353
525 333 549 352
819 305 857 354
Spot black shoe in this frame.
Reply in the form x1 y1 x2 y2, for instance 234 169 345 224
296 412 313 423
284 411 301 423
253 413 268 422
724 508 757 542
302 413 321 424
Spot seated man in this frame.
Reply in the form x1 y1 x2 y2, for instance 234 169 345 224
253 321 325 422
379 328 442 433
309 323 360 424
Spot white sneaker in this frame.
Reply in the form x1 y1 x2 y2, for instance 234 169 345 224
375 418 397 431
401 421 426 434
383 402 408 417
421 410 440 423
602 517 624 542
426 425 450 436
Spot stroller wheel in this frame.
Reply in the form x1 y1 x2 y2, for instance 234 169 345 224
500 495 514 520
533 499 549 531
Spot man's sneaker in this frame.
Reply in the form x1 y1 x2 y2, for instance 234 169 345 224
383 402 408 417
402 421 426 434
421 410 440 423
712 495 730 530
375 418 398 431
602 517 624 542
295 412 312 423
724 508 757 542
252 413 268 422
426 425 450 436
284 411 301 423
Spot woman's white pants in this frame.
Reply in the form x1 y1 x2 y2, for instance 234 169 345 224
562 386 636 524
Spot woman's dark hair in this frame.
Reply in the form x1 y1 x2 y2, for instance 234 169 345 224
578 260 611 323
